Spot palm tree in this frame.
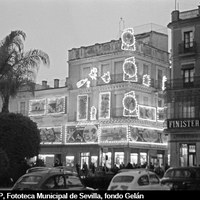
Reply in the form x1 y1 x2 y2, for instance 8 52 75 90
0 30 50 113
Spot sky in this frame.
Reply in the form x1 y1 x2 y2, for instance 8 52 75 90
0 0 199 86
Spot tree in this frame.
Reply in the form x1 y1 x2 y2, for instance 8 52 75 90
0 30 50 113
0 113 41 183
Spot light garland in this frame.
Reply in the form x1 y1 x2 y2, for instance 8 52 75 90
76 78 88 88
123 57 138 82
122 91 138 117
46 96 65 115
162 76 167 91
29 98 46 116
89 67 98 80
121 28 136 51
101 71 111 83
143 74 151 87
90 106 97 120
138 105 156 122
39 126 62 144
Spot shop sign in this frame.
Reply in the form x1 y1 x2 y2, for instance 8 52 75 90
167 119 200 129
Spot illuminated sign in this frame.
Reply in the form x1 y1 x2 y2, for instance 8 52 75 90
47 96 65 114
167 119 200 129
122 91 138 117
77 94 88 121
29 99 46 116
99 92 111 119
121 28 136 51
138 105 156 122
66 125 98 144
40 126 62 144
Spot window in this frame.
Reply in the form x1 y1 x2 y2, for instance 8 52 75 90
19 102 26 115
143 64 149 75
184 31 193 48
82 67 90 79
183 68 194 84
149 174 160 184
158 69 163 89
180 144 196 167
138 175 149 186
101 64 109 76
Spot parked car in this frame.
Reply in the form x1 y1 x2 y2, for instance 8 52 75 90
160 166 200 190
26 166 51 173
107 168 170 190
12 168 94 190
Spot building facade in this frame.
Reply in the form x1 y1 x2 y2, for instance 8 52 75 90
66 28 169 169
166 6 200 167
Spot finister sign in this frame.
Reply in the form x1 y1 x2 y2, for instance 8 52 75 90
167 119 200 129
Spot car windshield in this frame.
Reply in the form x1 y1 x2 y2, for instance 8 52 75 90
112 175 134 183
18 175 42 185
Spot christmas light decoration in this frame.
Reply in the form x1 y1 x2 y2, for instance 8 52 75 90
29 98 46 116
77 94 88 121
143 74 151 87
162 76 167 91
123 57 138 82
76 78 88 88
121 28 136 51
86 80 91 88
39 126 62 144
90 106 97 120
122 91 138 117
47 96 65 115
89 67 98 80
138 105 156 122
99 125 128 143
99 92 111 119
101 71 111 83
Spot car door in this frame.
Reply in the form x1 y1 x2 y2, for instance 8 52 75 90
149 174 164 190
137 175 151 190
42 175 66 190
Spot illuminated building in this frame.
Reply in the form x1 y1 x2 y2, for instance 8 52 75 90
166 5 200 167
66 25 170 169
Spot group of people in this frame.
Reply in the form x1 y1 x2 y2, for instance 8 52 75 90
75 161 170 178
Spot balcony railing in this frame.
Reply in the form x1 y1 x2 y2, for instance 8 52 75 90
166 76 200 90
178 41 197 55
96 73 162 90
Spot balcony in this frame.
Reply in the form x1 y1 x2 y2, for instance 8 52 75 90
96 73 162 90
178 41 197 55
166 76 200 90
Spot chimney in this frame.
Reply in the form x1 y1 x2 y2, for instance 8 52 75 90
65 77 69 87
171 10 179 22
42 80 47 89
54 79 59 88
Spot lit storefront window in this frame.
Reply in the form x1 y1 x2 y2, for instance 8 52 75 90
180 144 196 167
80 152 90 169
102 152 112 168
130 153 138 165
38 154 54 167
140 152 147 165
91 156 98 167
114 152 124 168
66 156 74 168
